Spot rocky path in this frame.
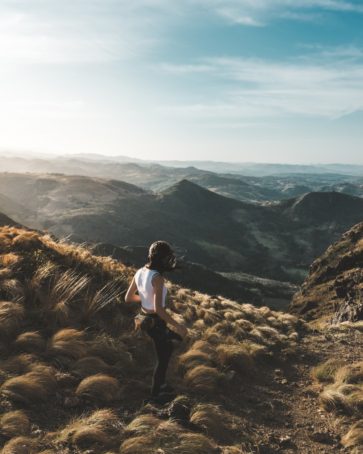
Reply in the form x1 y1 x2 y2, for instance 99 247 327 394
252 326 362 453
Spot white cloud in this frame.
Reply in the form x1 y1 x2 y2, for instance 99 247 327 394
158 49 363 120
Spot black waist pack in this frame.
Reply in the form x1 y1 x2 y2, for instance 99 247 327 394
134 312 157 332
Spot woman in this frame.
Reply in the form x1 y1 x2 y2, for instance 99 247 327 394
125 240 188 402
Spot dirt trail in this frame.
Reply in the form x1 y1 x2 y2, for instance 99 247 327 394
250 326 363 453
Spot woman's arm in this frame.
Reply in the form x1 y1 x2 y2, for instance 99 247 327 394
152 274 187 337
125 276 141 303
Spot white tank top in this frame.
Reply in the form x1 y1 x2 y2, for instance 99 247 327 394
134 266 167 312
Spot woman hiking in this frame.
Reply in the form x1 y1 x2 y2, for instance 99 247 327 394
125 240 188 403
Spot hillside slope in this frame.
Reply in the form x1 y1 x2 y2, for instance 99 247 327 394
0 226 362 452
1 173 363 285
290 221 363 323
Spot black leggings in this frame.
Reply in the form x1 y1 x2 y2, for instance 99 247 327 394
145 315 181 396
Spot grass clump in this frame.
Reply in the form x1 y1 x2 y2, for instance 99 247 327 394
75 374 121 404
0 410 31 438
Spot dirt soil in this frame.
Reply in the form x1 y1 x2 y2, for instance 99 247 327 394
240 326 362 453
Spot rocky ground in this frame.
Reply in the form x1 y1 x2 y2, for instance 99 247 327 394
141 323 362 454
251 326 362 453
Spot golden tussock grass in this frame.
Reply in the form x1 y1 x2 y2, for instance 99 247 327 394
75 374 121 404
30 261 58 292
216 344 255 374
1 354 37 378
47 328 87 360
0 301 24 338
312 358 346 383
0 410 31 438
125 414 162 435
0 226 304 452
1 364 56 405
122 415 218 454
190 403 232 440
175 432 219 453
184 365 224 392
88 334 133 367
221 447 249 454
14 331 46 354
0 279 25 302
54 409 123 451
178 349 213 372
341 420 363 449
0 252 21 267
85 279 124 319
0 233 12 252
1 435 37 454
119 434 156 454
12 231 43 250
0 268 12 279
319 362 363 415
71 356 112 378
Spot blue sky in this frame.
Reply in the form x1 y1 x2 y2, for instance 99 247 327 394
0 0 363 163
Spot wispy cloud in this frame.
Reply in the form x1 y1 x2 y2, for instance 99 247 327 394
1 0 362 66
0 1 169 64
197 0 363 26
159 48 363 120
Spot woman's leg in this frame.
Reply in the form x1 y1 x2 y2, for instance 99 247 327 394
150 331 174 396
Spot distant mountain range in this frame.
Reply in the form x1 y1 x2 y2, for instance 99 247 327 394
0 154 363 203
1 172 362 284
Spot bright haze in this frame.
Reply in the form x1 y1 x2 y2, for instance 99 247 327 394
1 0 363 163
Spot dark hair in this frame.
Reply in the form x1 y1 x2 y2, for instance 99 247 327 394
146 240 176 274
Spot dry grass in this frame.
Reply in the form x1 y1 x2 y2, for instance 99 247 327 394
0 253 21 267
0 410 31 438
12 231 42 250
0 225 304 452
190 403 233 440
216 344 255 374
184 365 224 392
14 331 46 354
1 435 37 453
52 409 123 451
312 358 345 383
121 415 218 454
75 374 121 404
47 328 87 360
341 420 363 449
1 364 57 405
71 356 112 378
0 301 24 338
316 360 363 451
